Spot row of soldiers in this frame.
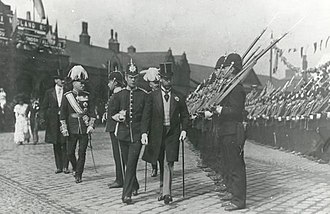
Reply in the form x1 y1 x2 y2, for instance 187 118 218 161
246 72 330 122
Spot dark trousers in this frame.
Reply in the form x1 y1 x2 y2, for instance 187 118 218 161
158 126 174 196
67 134 88 176
120 140 141 198
53 135 68 170
221 134 246 208
110 132 124 185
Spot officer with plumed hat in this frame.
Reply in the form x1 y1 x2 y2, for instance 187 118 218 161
59 65 96 184
142 62 190 205
108 59 151 204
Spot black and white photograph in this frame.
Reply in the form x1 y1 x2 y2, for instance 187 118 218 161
1 0 330 213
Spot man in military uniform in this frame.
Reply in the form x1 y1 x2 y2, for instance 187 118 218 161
109 60 150 204
60 65 96 184
209 53 247 211
105 70 125 188
142 62 189 205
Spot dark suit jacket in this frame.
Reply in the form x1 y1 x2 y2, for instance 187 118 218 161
105 87 123 133
40 88 62 144
142 89 189 163
109 88 150 142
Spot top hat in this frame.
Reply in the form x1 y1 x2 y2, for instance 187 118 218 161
67 65 89 82
215 56 226 69
53 69 64 80
223 53 243 74
126 59 139 77
159 62 174 78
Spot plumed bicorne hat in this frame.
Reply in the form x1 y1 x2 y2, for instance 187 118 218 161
140 67 160 82
67 65 89 82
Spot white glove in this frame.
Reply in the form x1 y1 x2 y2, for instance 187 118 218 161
216 105 223 115
179 130 187 141
112 113 125 122
87 126 94 134
102 113 107 123
204 110 213 119
62 129 69 137
141 133 148 145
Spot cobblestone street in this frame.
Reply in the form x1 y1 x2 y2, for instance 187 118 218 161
1 128 330 213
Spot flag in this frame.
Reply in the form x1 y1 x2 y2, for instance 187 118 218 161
11 9 18 36
326 36 330 48
314 42 317 53
45 18 52 44
33 0 46 19
54 21 58 45
320 40 323 51
300 47 304 58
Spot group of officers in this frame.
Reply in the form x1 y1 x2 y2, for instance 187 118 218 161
40 53 247 211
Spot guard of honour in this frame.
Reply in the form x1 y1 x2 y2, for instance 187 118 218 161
42 54 247 211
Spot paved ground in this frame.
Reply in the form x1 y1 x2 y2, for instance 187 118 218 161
1 128 330 214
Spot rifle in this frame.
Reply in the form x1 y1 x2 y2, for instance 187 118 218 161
242 28 267 60
213 33 288 107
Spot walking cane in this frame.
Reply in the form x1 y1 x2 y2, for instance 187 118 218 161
181 139 185 197
88 134 98 173
145 161 147 192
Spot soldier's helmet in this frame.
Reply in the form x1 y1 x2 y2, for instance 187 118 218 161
215 56 226 69
108 71 124 86
159 62 174 79
67 65 89 82
223 53 243 74
141 67 160 82
126 59 139 77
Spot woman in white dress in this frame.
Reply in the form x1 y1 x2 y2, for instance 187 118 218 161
14 98 30 144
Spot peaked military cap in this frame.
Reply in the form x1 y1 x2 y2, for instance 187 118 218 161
159 62 174 78
126 59 139 77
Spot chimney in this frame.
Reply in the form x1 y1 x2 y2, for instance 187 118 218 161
108 29 120 53
127 45 136 54
26 11 31 20
79 21 90 45
302 55 308 70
